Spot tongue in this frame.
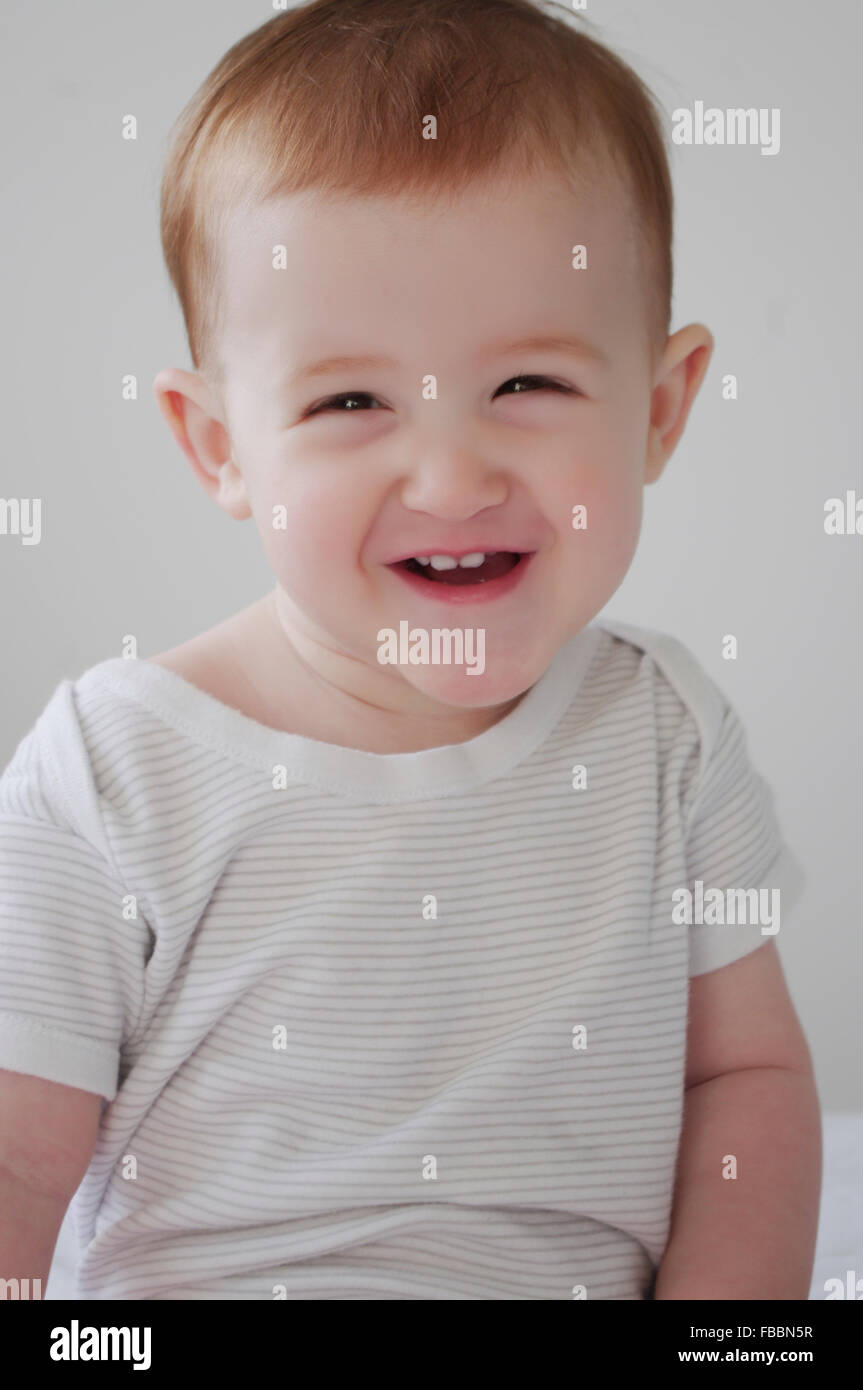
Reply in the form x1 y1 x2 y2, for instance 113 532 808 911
419 553 519 585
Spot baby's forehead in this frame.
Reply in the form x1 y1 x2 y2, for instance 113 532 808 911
216 169 643 379
220 165 636 277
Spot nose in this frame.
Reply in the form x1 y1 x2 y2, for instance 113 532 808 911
400 441 509 519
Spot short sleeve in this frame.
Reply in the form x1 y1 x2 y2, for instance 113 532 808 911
683 702 805 977
0 685 147 1100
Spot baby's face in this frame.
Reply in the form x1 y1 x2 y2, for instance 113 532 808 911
211 168 683 713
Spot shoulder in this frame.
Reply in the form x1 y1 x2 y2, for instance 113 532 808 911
0 665 131 867
593 618 729 774
1 643 218 848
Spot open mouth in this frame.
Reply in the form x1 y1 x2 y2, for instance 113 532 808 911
395 552 524 586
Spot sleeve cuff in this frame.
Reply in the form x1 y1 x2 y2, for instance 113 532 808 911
687 843 806 977
0 1010 118 1100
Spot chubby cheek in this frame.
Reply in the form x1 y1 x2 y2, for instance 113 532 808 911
243 454 375 608
555 449 644 598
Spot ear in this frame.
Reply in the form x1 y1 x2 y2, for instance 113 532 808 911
644 324 714 485
152 367 251 520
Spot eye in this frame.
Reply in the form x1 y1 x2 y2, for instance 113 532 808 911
494 374 575 398
305 391 381 416
304 374 576 417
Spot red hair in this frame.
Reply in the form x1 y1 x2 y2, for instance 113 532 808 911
159 0 674 387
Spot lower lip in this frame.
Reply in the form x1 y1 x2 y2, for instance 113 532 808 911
385 553 536 605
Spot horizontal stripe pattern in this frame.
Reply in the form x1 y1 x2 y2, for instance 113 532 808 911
0 621 803 1299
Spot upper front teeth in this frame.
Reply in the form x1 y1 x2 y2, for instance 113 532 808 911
415 552 494 570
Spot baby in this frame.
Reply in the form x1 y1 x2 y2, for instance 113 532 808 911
0 0 820 1300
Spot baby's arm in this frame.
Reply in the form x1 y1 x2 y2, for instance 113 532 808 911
0 1070 101 1294
654 940 821 1300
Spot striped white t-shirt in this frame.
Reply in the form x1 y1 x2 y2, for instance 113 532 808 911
0 619 803 1300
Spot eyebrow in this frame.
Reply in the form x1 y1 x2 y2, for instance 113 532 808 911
285 334 609 386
